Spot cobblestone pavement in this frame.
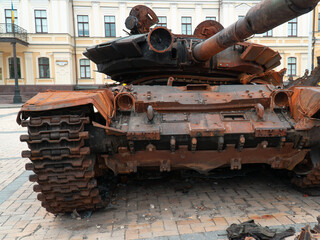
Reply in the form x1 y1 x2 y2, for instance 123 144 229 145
1 107 320 240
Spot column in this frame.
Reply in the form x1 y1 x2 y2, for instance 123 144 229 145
195 4 202 27
119 2 126 37
59 0 69 33
24 52 34 85
92 1 100 37
171 4 177 33
51 0 59 33
20 0 30 31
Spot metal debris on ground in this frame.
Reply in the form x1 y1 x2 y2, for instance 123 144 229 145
295 216 320 240
226 220 295 240
71 209 81 219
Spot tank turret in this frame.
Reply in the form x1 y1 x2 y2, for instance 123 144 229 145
84 0 319 86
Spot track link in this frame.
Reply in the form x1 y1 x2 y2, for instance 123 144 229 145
21 114 106 213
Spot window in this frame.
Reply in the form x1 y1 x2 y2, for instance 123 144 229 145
5 9 18 33
318 13 320 31
38 57 50 78
238 16 245 20
263 30 273 37
80 59 91 78
287 57 297 76
181 17 192 35
206 16 216 21
288 18 297 37
8 57 21 79
35 10 48 33
104 16 116 37
157 17 167 27
77 15 89 37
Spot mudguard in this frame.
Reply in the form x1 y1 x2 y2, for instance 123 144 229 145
16 89 114 125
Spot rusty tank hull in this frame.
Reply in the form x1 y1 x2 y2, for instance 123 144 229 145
18 0 320 214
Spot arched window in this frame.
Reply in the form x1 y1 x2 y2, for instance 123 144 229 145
287 57 297 76
38 57 50 78
8 57 21 79
80 59 91 78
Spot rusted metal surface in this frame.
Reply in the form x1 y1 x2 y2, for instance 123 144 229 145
296 223 320 240
103 143 308 175
290 87 320 123
193 20 224 39
193 0 319 61
125 5 158 34
20 114 106 213
287 66 320 88
147 27 174 53
17 89 114 125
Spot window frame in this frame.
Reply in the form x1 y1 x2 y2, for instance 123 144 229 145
79 59 91 79
8 57 21 79
77 15 89 37
38 57 50 78
206 16 216 21
104 15 116 37
5 9 18 33
34 10 48 33
181 17 192 35
287 57 297 76
263 29 273 37
288 18 297 37
157 16 167 27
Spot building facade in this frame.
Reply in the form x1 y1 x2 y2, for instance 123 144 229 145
0 0 318 87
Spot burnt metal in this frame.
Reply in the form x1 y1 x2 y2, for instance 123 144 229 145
20 114 106 213
125 5 158 34
193 20 224 39
286 66 320 88
296 224 320 240
148 27 173 53
17 0 320 214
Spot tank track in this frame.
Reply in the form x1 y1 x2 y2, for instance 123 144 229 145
292 166 320 188
20 114 106 213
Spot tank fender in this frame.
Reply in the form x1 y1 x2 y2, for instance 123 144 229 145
290 87 320 121
16 89 115 125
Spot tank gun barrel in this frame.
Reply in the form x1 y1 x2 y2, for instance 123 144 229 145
193 0 319 62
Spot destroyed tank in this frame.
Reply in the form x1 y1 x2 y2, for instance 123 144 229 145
17 0 320 213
